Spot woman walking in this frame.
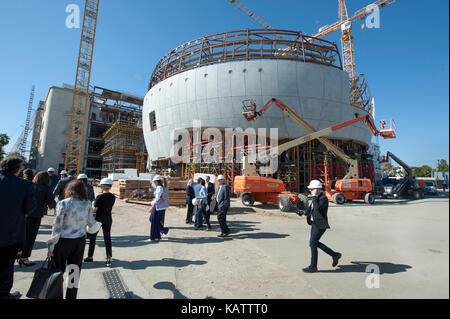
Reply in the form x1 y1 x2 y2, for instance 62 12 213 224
47 180 96 299
18 172 56 267
149 175 169 241
84 178 115 267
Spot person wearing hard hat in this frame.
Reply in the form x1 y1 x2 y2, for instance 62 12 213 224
84 178 115 267
213 175 231 237
47 168 60 192
77 173 95 202
299 180 341 273
59 170 68 179
148 175 169 241
53 169 77 201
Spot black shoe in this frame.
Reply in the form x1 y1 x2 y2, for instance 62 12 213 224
84 257 93 263
8 291 22 299
218 233 229 237
106 258 112 267
332 253 342 267
302 266 318 273
18 259 35 267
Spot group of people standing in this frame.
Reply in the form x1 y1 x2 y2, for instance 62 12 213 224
185 175 231 237
0 157 116 299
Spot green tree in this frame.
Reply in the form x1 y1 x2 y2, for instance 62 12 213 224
0 134 10 160
437 159 449 172
412 165 432 177
382 162 393 175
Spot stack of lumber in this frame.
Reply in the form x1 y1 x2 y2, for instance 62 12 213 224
168 177 188 207
111 179 152 200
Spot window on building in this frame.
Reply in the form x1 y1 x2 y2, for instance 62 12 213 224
150 111 157 131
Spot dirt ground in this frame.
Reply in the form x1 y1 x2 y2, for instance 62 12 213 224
11 190 449 299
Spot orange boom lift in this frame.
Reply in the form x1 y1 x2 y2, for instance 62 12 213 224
234 98 395 210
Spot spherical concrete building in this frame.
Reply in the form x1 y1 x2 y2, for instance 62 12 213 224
143 29 375 190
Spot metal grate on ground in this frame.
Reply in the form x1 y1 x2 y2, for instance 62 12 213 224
102 269 137 299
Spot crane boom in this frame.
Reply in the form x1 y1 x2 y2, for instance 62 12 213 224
226 0 273 29
64 0 100 172
313 0 398 39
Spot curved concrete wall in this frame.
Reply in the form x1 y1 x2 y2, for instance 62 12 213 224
143 60 372 161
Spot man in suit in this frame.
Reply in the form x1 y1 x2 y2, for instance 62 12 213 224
0 157 35 299
185 179 195 224
299 180 341 273
214 175 230 237
204 175 215 230
53 169 77 201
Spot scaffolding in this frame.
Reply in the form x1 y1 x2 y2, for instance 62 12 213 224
173 136 376 193
101 120 147 174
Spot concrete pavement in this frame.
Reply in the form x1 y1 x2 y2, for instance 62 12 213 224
11 191 449 299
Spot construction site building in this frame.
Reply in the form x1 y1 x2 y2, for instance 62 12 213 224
31 84 145 178
101 120 146 174
142 29 377 192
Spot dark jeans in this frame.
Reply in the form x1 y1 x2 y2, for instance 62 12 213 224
0 242 22 299
217 206 230 234
309 224 335 268
203 205 211 229
186 203 194 223
194 205 204 228
87 219 112 258
52 237 86 299
21 217 42 259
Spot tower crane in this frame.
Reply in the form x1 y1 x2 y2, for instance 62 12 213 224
64 0 100 173
225 0 398 112
11 85 35 158
313 0 398 79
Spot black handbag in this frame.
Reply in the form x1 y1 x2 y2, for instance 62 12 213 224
26 258 64 299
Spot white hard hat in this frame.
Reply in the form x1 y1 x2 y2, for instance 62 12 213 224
60 170 68 175
100 178 113 186
307 180 323 189
86 221 102 234
77 173 88 180
218 175 225 180
152 175 162 182
47 167 55 172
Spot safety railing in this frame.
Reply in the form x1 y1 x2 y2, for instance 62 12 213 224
148 29 342 90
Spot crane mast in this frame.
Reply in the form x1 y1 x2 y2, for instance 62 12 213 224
64 0 100 172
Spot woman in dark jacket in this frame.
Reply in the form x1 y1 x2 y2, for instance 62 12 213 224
18 171 56 267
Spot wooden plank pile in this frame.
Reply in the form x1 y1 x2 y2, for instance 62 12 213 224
168 177 188 207
111 180 152 200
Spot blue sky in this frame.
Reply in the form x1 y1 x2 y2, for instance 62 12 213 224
0 0 448 168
